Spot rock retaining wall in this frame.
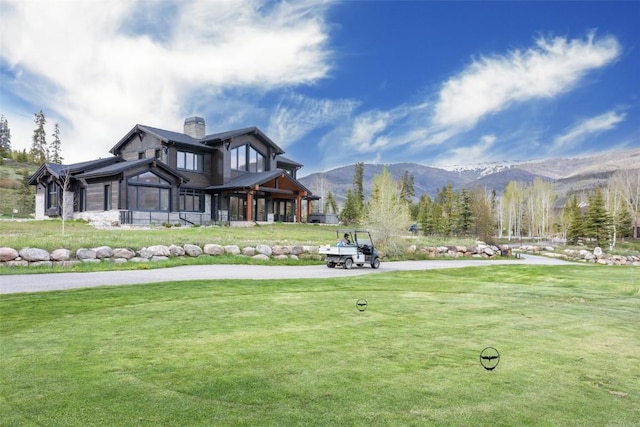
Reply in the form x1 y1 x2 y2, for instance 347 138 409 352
1 242 638 268
0 244 316 268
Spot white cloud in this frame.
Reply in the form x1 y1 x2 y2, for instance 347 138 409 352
0 0 334 162
431 32 621 133
554 110 627 150
432 134 498 167
267 93 360 147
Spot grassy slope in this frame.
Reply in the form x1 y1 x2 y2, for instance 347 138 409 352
0 159 37 217
1 265 638 426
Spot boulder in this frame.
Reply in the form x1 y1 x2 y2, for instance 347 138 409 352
138 248 153 259
204 244 225 255
256 244 272 256
169 245 185 257
92 246 113 259
19 248 50 262
50 248 71 261
242 246 256 256
290 245 305 255
252 254 270 261
272 245 290 256
184 244 203 257
0 247 19 262
224 245 241 255
29 261 53 268
274 254 288 260
113 248 136 259
147 245 170 257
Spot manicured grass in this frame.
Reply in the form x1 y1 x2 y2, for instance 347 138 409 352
0 220 477 253
1 265 638 426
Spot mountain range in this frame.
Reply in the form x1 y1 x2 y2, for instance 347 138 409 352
299 147 640 205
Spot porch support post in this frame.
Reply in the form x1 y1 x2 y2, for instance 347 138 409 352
306 199 312 223
296 194 302 223
246 189 254 222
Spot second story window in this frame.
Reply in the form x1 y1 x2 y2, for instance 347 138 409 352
177 150 203 172
232 144 264 172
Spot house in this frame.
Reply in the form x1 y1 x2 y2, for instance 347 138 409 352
28 117 318 226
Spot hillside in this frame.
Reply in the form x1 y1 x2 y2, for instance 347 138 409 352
0 159 37 217
299 147 640 203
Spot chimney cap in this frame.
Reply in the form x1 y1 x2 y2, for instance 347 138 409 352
184 116 205 125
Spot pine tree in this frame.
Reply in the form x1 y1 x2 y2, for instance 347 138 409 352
339 189 360 225
457 188 473 235
565 194 583 244
30 110 48 164
0 114 11 157
353 162 364 216
616 204 633 239
324 191 338 214
584 188 612 247
49 123 63 164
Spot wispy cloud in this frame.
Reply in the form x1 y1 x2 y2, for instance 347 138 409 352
313 32 622 166
267 93 360 147
0 0 335 162
553 110 627 150
432 134 498 167
431 32 621 134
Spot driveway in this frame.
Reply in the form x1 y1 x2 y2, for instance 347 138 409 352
0 255 577 295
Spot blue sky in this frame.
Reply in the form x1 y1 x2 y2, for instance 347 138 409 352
1 1 638 176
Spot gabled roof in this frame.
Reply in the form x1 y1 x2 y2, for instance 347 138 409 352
110 124 285 155
74 158 189 182
203 126 285 155
110 124 208 154
27 157 122 185
205 169 311 194
276 155 303 168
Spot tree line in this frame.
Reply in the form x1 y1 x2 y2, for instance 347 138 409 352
318 163 639 250
0 110 63 165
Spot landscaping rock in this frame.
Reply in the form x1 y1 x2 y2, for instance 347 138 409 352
252 254 270 261
274 254 288 260
93 246 114 259
0 247 19 261
113 248 136 259
224 245 241 255
183 244 203 257
290 245 305 255
204 244 225 255
272 245 290 256
76 248 96 261
19 248 50 262
138 248 153 259
256 244 272 256
50 248 71 261
169 245 185 257
148 245 170 257
242 246 256 256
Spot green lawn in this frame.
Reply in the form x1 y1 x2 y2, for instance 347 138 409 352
1 265 638 426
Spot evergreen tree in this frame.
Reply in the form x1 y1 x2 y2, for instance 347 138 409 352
353 162 364 215
584 188 612 246
457 188 473 235
416 194 431 235
565 194 583 244
399 170 415 203
339 189 360 225
0 114 11 157
49 122 63 164
30 110 48 164
616 204 633 239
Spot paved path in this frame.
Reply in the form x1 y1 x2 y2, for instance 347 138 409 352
0 255 577 295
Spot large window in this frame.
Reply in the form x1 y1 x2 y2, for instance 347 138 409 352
179 188 204 212
228 195 246 221
127 171 170 211
46 182 58 209
231 144 264 172
177 150 204 172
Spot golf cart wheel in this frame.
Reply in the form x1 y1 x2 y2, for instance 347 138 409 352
371 257 380 269
326 261 336 268
343 258 353 269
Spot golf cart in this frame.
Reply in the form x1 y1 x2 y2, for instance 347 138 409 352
318 229 380 269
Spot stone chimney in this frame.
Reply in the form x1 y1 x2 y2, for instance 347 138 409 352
184 116 205 139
